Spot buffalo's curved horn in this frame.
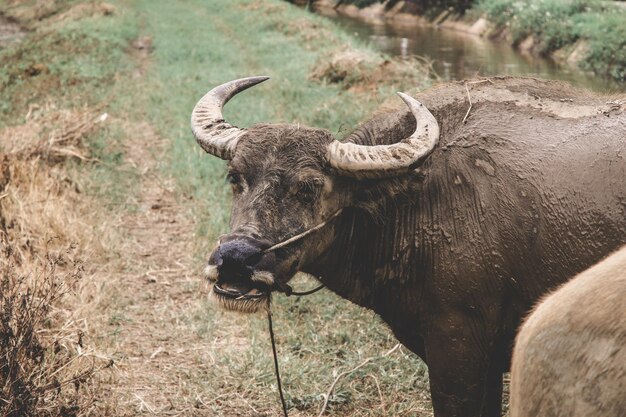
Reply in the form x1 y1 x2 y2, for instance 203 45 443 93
327 93 439 179
191 76 270 160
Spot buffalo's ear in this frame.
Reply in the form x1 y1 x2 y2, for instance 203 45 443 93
327 94 439 179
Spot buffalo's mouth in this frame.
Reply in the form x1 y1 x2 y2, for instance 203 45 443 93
205 236 296 313
213 283 268 300
209 277 271 313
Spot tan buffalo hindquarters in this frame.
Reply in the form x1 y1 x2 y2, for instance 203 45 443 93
510 246 626 417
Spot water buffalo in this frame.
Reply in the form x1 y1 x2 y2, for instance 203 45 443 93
510 245 626 417
191 76 626 416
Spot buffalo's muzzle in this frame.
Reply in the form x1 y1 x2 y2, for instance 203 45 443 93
215 239 263 281
208 236 276 313
208 235 276 287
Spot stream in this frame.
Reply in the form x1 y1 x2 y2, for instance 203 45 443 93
314 7 622 92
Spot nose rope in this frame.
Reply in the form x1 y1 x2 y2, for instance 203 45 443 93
264 209 341 296
262 209 343 254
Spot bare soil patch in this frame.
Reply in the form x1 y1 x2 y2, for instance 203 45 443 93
90 121 257 416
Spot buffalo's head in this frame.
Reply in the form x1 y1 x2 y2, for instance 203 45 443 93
192 77 439 313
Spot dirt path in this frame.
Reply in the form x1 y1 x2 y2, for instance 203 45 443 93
96 122 249 416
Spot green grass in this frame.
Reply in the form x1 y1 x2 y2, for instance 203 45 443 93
477 0 626 81
127 0 425 240
0 0 141 208
0 2 138 125
191 275 432 416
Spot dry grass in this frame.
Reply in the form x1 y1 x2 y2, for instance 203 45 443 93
0 242 113 417
0 104 117 416
310 47 435 92
0 104 112 266
48 2 115 24
0 0 63 28
1 2 128 414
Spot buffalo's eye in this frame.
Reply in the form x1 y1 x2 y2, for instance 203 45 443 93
296 181 321 203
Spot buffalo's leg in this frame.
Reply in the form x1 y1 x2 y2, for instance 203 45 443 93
428 358 503 417
428 361 492 417
424 319 501 416
482 364 503 417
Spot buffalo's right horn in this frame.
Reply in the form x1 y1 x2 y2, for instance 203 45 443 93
327 93 439 179
191 76 269 160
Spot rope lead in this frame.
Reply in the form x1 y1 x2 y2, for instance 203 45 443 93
268 308 288 417
263 208 340 415
267 282 325 417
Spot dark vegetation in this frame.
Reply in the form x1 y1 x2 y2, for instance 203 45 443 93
0 247 110 417
478 0 626 82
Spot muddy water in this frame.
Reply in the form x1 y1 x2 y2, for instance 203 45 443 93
315 8 622 92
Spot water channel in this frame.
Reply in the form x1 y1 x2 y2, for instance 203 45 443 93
314 7 622 92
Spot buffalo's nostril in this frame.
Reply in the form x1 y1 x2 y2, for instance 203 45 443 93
215 240 263 280
245 252 263 266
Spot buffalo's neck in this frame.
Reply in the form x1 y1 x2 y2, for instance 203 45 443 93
306 109 431 314
304 203 428 317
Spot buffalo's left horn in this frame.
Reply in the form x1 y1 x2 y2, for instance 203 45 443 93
191 76 269 160
327 93 439 179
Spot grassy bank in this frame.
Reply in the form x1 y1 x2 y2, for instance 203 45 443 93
1 1 140 414
1 0 433 415
476 0 626 82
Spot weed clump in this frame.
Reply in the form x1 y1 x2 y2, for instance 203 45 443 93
0 0 114 29
0 105 110 264
0 243 110 417
310 47 434 91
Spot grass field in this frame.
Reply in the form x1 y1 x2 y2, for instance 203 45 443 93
1 0 435 415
